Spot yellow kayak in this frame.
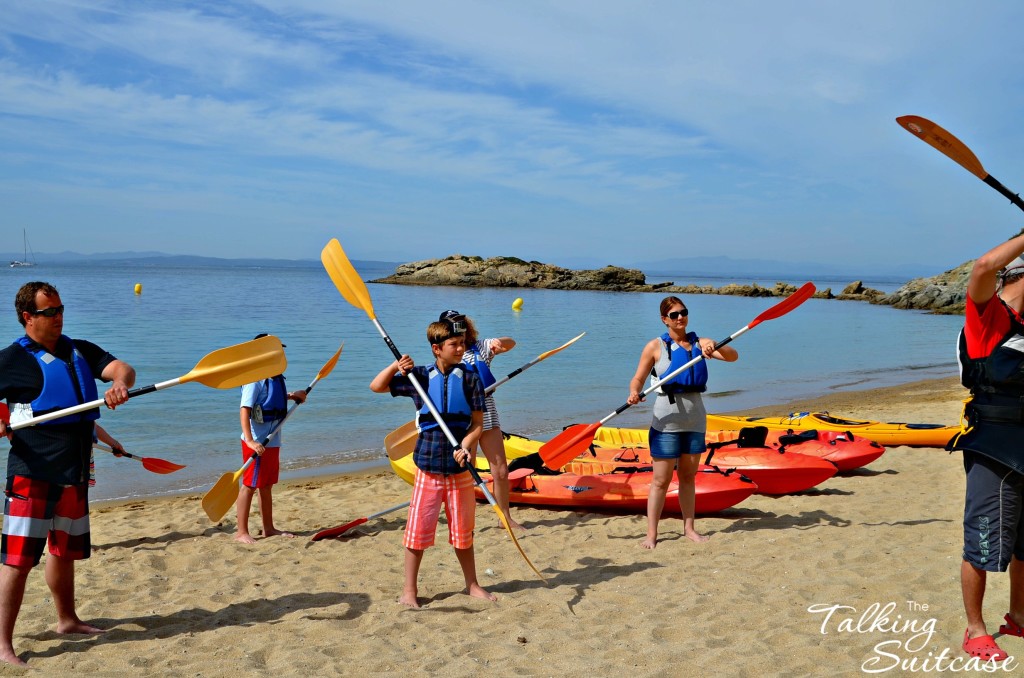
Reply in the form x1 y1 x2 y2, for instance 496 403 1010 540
704 412 957 447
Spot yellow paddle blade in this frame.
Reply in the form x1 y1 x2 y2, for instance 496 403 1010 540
181 335 287 389
536 331 585 361
385 420 419 461
896 115 987 180
489 503 547 584
321 238 376 319
201 465 247 522
318 343 344 380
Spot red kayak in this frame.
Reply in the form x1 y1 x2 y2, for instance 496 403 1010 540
705 429 885 472
594 425 884 473
589 440 837 496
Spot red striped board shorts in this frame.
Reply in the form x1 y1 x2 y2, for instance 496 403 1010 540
1 476 90 568
403 469 476 550
241 441 281 489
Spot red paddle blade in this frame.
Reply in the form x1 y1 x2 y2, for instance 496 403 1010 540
539 422 601 470
311 517 368 541
140 457 186 474
747 282 816 329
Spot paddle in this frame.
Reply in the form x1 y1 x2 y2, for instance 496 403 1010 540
8 336 288 430
92 442 186 474
201 344 343 522
310 500 411 541
896 115 1024 213
385 332 586 461
539 282 817 470
321 238 547 583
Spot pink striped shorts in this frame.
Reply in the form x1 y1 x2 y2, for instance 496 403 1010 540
403 469 476 550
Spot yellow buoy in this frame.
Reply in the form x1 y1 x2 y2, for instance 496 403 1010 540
512 297 523 311
134 283 142 295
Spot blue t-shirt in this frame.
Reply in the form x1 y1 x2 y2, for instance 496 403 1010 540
240 380 286 447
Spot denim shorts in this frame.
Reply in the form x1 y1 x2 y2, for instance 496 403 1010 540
649 428 706 459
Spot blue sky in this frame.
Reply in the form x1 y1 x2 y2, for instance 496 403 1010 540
3 1 1024 274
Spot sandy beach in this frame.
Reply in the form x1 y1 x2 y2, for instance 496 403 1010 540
2 374 1014 676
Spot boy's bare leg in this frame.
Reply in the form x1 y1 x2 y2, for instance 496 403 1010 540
235 485 257 543
258 486 293 538
402 548 424 608
455 547 497 601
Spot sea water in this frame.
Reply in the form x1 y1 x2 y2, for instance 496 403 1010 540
0 262 962 502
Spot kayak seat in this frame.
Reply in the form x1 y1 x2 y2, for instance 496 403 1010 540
736 426 769 448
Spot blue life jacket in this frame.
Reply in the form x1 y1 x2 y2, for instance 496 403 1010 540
654 332 708 395
255 375 288 423
418 365 473 432
464 343 497 389
17 335 100 425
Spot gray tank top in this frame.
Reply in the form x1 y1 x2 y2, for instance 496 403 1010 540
650 337 707 433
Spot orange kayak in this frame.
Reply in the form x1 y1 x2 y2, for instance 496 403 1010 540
592 425 885 472
388 435 758 514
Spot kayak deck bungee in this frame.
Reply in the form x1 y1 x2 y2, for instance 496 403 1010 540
704 412 957 448
388 434 758 514
592 425 885 472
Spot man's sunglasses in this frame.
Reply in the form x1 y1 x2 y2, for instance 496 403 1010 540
31 305 65 318
666 309 688 320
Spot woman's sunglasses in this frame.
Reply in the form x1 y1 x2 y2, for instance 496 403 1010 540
666 309 688 320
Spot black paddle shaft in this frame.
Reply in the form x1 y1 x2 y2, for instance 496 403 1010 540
984 175 1024 213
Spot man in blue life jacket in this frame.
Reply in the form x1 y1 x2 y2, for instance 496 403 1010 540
0 281 136 667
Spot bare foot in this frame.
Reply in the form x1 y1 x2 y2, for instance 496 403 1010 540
507 519 527 533
57 619 106 635
0 648 27 667
640 536 657 549
399 591 420 609
264 529 295 538
235 533 256 544
467 584 497 602
685 530 710 543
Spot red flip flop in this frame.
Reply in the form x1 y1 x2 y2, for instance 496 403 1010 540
963 629 1008 661
998 613 1024 638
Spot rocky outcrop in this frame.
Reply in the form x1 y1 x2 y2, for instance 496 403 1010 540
876 261 971 314
372 255 652 291
375 255 845 298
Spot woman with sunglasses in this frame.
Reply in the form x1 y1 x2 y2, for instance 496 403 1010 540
626 296 738 548
438 310 521 531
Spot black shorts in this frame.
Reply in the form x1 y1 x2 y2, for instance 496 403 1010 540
963 451 1024 572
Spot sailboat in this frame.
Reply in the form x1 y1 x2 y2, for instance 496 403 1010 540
9 229 35 268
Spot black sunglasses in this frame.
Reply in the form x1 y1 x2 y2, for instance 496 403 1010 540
666 309 688 320
31 305 65 318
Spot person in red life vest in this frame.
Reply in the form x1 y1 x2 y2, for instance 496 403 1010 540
626 296 738 549
949 232 1024 662
0 281 136 667
236 334 306 544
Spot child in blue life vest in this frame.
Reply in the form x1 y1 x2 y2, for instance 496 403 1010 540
369 320 495 609
236 334 306 544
